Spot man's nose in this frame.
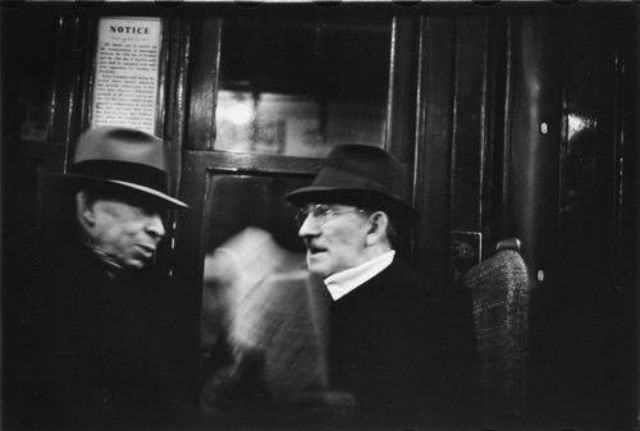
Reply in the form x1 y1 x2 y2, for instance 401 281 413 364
297 214 319 238
145 213 166 241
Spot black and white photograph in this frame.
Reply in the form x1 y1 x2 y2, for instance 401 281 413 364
1 1 638 430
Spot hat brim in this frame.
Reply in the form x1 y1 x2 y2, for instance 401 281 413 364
286 186 418 221
49 174 189 209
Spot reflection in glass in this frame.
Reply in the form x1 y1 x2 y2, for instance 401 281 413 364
216 17 391 157
567 113 598 141
202 173 311 254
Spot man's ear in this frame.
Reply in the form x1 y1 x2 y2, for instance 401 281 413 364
76 189 95 227
366 211 389 244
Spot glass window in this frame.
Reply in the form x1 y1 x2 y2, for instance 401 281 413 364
202 173 310 254
216 16 391 157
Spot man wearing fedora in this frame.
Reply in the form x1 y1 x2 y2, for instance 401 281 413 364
287 145 476 428
14 127 193 429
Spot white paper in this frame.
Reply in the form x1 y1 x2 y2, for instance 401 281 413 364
91 17 162 135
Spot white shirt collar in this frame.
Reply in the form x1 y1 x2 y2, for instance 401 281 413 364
324 250 395 301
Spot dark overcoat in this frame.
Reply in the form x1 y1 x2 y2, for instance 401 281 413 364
327 258 477 429
14 239 193 430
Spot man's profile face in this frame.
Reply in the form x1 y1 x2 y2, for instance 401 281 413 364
297 203 370 277
82 196 166 270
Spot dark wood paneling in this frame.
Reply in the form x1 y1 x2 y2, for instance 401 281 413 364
449 17 489 235
386 15 419 166
446 15 498 281
182 151 323 175
631 10 640 430
505 15 561 280
49 13 84 155
482 16 508 254
558 10 623 293
77 14 99 149
172 151 212 373
152 17 193 278
536 9 634 429
2 7 76 241
187 17 222 151
505 27 561 427
414 16 456 287
164 17 192 201
384 16 420 261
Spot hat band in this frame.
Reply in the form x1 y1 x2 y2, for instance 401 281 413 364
314 165 404 200
69 160 168 193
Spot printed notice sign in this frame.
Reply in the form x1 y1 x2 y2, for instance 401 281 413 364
92 17 162 134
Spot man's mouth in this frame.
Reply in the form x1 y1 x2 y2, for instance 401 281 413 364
136 244 156 257
307 244 326 255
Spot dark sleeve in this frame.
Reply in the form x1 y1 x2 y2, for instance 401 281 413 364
10 252 79 426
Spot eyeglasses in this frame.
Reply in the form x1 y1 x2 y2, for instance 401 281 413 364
295 203 365 228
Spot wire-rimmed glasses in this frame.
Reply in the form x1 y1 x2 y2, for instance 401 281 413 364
295 203 365 228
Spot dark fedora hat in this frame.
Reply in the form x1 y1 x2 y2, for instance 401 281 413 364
286 145 417 219
51 126 188 208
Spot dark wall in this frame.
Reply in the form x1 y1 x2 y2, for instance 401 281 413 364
2 6 64 428
502 9 636 430
414 6 636 428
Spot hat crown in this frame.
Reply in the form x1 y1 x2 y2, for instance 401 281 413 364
53 126 188 209
73 126 167 171
323 145 406 195
286 144 416 218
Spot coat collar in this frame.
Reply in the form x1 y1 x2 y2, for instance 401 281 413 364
324 250 396 301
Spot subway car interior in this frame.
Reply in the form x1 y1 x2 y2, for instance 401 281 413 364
2 1 638 430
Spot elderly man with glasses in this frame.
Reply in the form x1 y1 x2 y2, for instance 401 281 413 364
287 145 476 428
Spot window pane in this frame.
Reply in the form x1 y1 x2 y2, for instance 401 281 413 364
203 173 311 254
216 16 391 157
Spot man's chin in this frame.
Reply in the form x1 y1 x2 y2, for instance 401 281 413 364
123 258 149 271
306 258 331 278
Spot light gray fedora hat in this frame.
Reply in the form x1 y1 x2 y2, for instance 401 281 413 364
51 126 188 208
